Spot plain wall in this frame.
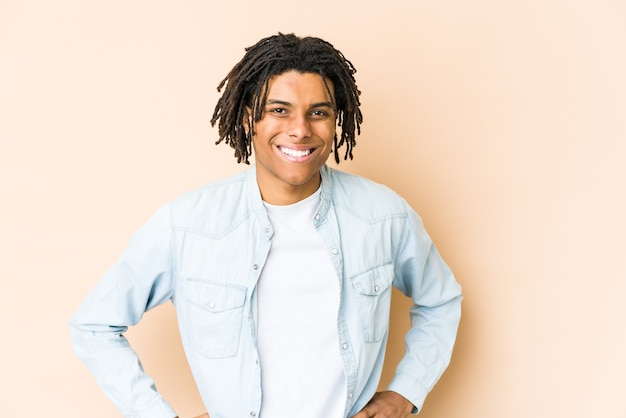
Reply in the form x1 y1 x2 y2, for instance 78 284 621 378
1 1 624 417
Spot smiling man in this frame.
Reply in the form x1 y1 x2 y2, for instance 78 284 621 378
69 33 462 418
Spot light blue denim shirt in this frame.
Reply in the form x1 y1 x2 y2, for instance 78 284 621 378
69 165 462 418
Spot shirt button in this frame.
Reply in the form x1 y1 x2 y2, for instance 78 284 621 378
374 285 380 292
264 227 270 234
208 302 216 309
348 392 353 399
253 264 259 270
331 248 338 255
314 213 320 220
342 343 348 350
250 412 256 417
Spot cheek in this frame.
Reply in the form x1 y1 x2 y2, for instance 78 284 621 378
251 123 275 146
317 122 337 142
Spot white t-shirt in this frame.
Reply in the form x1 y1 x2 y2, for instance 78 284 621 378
257 188 347 418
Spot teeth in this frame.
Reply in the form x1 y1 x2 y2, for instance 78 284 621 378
280 147 311 157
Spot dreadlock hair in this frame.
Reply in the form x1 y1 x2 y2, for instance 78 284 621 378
211 33 363 164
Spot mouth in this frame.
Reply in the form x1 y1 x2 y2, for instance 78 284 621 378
279 146 314 158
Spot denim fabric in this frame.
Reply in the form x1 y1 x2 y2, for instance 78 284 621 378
69 165 462 418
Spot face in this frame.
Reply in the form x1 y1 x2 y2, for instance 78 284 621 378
251 70 336 205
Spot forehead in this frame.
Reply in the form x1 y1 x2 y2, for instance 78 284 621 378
265 71 335 102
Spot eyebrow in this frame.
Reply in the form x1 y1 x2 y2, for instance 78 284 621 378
265 99 336 109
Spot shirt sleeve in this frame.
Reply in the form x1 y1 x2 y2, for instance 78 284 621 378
387 205 463 413
68 204 178 418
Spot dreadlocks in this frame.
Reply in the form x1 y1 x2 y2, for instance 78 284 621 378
211 33 363 164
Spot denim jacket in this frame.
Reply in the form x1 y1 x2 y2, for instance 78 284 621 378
69 165 462 418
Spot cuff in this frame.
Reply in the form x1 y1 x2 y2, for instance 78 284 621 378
126 396 177 418
387 372 428 415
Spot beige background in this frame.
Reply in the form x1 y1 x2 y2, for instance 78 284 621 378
1 0 625 417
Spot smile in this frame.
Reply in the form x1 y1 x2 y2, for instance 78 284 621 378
279 146 313 158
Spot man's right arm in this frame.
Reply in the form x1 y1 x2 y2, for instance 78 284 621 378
68 205 178 418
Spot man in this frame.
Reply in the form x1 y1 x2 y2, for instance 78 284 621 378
69 33 462 418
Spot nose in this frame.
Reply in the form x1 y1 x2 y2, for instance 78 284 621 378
287 114 312 140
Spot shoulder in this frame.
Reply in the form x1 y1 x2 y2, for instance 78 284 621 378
169 169 252 232
326 167 410 218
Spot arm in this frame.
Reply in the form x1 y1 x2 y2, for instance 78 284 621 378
351 391 413 418
68 205 178 418
386 207 463 414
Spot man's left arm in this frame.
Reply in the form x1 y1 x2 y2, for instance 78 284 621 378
351 391 414 418
365 207 463 416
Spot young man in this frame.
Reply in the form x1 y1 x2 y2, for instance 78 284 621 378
69 33 462 418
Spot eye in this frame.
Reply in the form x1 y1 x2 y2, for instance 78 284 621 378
310 109 332 118
267 107 289 117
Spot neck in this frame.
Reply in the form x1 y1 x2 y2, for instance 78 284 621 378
257 173 321 206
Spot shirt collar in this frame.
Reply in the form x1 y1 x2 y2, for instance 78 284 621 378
245 164 334 235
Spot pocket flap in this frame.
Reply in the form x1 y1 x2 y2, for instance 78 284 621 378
184 279 247 312
351 263 394 296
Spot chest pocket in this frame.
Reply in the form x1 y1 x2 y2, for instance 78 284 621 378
350 262 394 342
184 279 247 358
